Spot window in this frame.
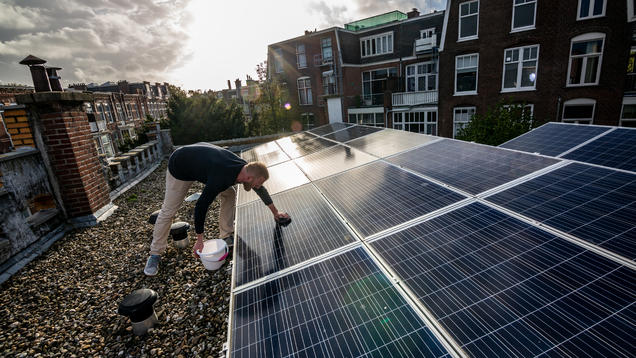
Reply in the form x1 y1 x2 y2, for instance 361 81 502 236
629 0 636 21
362 67 397 106
620 98 636 127
453 107 476 138
301 113 315 129
297 77 312 105
455 54 479 94
626 47 636 92
96 103 106 122
273 48 284 73
323 71 336 95
348 112 384 127
100 134 114 157
512 0 536 31
502 45 539 91
103 103 114 123
296 44 307 68
321 38 332 63
361 32 394 57
459 0 479 40
503 103 534 116
406 62 437 92
115 103 124 122
562 98 595 124
420 28 435 38
392 110 437 134
577 0 606 20
567 33 604 86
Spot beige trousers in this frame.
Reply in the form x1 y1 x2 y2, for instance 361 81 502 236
149 170 236 255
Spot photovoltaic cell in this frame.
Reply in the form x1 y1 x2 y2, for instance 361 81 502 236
237 161 309 206
499 122 610 157
275 132 318 157
314 161 466 237
308 122 354 136
347 129 435 158
234 184 356 287
324 126 384 143
231 247 451 358
562 128 636 172
486 163 636 259
278 136 337 159
388 139 559 195
294 145 378 181
370 202 636 357
241 141 290 167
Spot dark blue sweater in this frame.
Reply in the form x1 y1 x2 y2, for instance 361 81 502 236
168 143 272 234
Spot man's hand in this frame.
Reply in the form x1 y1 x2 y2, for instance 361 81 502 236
193 234 204 258
274 211 290 221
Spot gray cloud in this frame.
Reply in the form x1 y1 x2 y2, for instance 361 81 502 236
308 1 350 28
0 0 193 86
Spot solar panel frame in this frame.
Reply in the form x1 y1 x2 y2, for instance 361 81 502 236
485 162 636 260
368 202 636 358
499 122 612 157
562 127 636 172
387 139 561 195
230 247 453 358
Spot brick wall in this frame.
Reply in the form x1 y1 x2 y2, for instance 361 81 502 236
2 108 34 148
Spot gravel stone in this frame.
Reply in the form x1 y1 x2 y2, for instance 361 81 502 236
0 161 232 357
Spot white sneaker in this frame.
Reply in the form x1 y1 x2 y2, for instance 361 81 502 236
144 255 160 276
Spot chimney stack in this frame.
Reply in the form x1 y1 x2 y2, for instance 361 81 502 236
227 80 232 90
407 8 420 18
235 79 242 90
19 55 51 92
46 67 63 91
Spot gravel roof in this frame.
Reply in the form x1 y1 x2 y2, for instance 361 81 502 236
0 161 231 357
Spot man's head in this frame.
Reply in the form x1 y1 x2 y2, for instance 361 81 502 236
242 162 269 191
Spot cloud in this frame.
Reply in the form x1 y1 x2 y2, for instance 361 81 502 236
0 0 193 86
355 0 446 17
308 1 350 28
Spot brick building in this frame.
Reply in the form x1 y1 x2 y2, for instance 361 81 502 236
439 0 633 137
267 1 633 135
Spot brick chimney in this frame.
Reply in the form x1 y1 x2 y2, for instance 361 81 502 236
227 80 232 90
407 8 420 18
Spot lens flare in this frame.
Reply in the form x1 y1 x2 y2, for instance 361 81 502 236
284 103 292 110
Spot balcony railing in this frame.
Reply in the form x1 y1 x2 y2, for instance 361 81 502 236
415 34 437 53
392 90 438 106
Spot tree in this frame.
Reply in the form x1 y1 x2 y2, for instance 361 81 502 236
455 101 544 146
163 85 247 145
249 61 294 136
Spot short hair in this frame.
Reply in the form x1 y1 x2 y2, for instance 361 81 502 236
245 161 269 180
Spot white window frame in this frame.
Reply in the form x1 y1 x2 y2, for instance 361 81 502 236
362 67 397 106
321 38 333 63
629 0 636 22
392 109 437 134
458 0 479 41
503 103 534 116
562 98 596 124
501 45 539 92
567 33 605 87
420 28 436 38
297 77 312 105
296 44 307 69
455 53 479 95
511 0 537 33
322 71 336 95
274 48 284 73
348 111 385 127
620 97 636 127
453 106 476 138
360 31 394 58
406 61 438 92
577 0 606 20
301 112 315 129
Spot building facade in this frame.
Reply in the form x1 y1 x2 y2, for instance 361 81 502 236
267 1 634 135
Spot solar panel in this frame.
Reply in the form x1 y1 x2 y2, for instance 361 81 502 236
308 122 354 136
294 145 378 181
388 139 559 195
314 161 466 237
562 128 636 172
230 247 451 358
370 202 636 357
275 132 317 157
241 141 290 167
499 122 610 157
324 126 384 143
237 161 309 206
486 162 636 259
347 128 435 158
234 184 357 287
277 136 337 159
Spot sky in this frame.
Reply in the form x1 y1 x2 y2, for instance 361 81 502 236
0 0 445 91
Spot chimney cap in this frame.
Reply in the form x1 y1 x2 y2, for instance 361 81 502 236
19 54 47 66
46 66 62 70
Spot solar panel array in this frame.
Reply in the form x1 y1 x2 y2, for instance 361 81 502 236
230 123 635 358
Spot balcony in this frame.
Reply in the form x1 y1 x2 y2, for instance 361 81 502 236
392 91 438 106
415 34 437 53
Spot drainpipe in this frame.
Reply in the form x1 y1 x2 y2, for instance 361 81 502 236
556 96 562 122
